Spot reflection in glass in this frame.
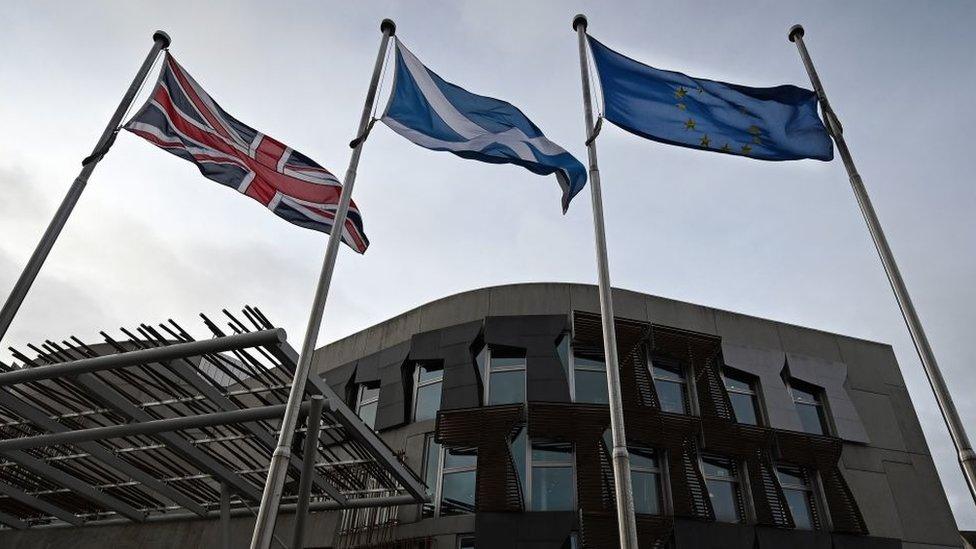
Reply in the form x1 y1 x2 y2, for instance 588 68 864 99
796 403 826 435
489 370 525 405
777 467 817 530
651 361 688 414
357 400 377 429
444 448 477 469
415 382 442 422
729 392 758 425
632 470 661 515
531 466 574 511
574 355 609 404
724 369 760 426
422 436 440 517
701 456 742 523
441 470 476 515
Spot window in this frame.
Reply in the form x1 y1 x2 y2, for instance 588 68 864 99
561 533 580 549
457 535 476 549
700 455 744 523
440 447 477 515
790 382 829 435
630 445 663 515
777 466 820 530
413 363 443 422
723 369 761 425
485 349 526 406
651 359 688 414
421 434 441 517
573 353 609 404
355 384 380 429
530 440 575 511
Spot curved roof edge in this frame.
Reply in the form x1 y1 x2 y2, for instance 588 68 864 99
312 282 893 371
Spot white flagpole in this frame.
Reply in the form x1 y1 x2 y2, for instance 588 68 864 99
788 24 976 506
0 31 170 344
572 15 640 548
248 19 396 549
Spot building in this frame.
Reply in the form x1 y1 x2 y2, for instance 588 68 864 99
312 283 962 548
0 283 965 548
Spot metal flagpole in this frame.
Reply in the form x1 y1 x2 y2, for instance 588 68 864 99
788 24 976 505
572 15 640 548
0 31 170 344
248 19 396 549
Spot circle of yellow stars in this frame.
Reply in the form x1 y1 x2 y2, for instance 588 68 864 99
674 85 762 156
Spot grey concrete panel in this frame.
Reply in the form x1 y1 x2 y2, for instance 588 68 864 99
884 456 961 546
841 445 912 474
418 288 490 334
755 526 832 549
408 321 483 411
314 329 370 374
846 389 905 451
840 468 904 539
374 342 412 431
646 294 719 335
715 310 783 350
831 534 901 549
362 306 423 357
777 323 844 362
787 353 869 443
476 511 575 548
886 384 932 455
485 315 570 404
835 336 906 393
487 283 572 317
721 343 802 432
320 360 357 404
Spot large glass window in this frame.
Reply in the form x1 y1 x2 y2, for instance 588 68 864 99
723 369 761 425
485 350 526 406
701 455 744 523
440 447 477 515
421 434 441 517
457 535 476 549
777 466 819 530
413 363 443 422
573 354 609 404
530 441 574 511
355 384 380 429
791 383 829 435
651 360 688 414
630 445 663 515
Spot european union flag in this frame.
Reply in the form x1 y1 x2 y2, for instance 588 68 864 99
587 35 833 161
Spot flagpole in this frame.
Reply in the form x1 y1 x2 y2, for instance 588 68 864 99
0 31 170 344
788 24 976 506
572 15 640 548
248 19 395 549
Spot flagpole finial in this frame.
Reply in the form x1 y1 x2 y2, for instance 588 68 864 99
381 19 396 36
788 24 805 42
573 14 588 31
152 31 171 48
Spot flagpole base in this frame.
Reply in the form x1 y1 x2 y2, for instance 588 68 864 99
573 14 588 31
381 19 396 36
788 24 805 42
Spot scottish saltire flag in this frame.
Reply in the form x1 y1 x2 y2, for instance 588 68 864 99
381 39 587 212
587 36 833 161
125 54 369 253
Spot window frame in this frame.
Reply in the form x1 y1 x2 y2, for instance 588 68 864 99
649 356 693 414
787 379 832 436
412 361 444 422
527 438 576 511
483 347 527 406
355 383 380 429
420 433 441 518
628 444 666 515
456 534 476 549
436 444 478 516
722 368 765 426
569 351 609 404
776 464 827 530
699 453 747 524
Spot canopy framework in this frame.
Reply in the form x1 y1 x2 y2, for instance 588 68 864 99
0 307 425 530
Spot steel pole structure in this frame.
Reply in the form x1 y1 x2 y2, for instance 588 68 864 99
788 24 976 505
291 395 324 549
572 15 639 548
0 31 169 344
249 19 396 549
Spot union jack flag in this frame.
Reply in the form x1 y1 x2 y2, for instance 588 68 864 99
125 53 368 253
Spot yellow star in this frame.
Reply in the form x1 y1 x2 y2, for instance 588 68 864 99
700 135 710 148
675 86 688 99
720 144 731 152
676 102 687 111
684 118 696 130
741 144 753 154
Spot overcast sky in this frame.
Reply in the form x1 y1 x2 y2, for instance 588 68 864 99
2 0 975 529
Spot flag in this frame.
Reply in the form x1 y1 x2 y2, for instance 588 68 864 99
381 39 587 212
587 35 833 161
125 53 369 253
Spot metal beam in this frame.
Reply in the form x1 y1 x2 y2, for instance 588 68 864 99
0 481 81 525
0 510 26 529
220 482 231 549
0 330 286 387
3 450 146 522
164 356 347 505
71 373 264 502
0 388 207 517
291 395 324 549
0 402 311 452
